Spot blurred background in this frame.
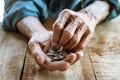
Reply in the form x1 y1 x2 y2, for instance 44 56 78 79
0 0 120 22
0 0 4 22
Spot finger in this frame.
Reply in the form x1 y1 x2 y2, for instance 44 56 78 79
82 32 93 48
64 53 77 65
43 60 70 71
59 18 79 46
43 31 53 53
75 51 84 60
59 51 83 71
71 51 84 65
73 28 93 52
40 41 51 53
59 53 77 71
52 9 71 46
36 55 52 69
64 24 87 50
28 42 46 64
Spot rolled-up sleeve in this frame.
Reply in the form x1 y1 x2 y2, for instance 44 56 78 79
3 0 48 31
103 0 120 22
81 0 120 22
3 0 120 31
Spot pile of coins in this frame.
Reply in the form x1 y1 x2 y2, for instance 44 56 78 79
46 46 68 61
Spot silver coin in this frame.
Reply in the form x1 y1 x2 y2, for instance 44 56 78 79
46 46 69 61
46 52 54 56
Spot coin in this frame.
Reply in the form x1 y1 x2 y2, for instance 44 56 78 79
51 45 60 51
46 46 68 61
53 56 64 61
46 52 54 56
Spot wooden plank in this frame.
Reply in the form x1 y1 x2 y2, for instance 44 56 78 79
22 49 95 80
22 19 95 80
80 49 96 80
87 16 120 80
22 16 120 80
22 50 36 80
0 25 27 80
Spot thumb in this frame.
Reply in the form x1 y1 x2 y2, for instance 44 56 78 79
28 42 46 64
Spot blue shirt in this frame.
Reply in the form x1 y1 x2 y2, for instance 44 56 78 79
3 0 120 31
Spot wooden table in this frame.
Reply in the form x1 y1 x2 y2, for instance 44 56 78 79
0 16 120 80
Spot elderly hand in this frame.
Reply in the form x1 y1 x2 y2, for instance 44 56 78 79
52 9 97 66
28 31 72 71
17 0 110 71
17 16 72 71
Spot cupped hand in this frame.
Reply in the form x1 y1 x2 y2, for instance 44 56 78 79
52 9 97 66
28 31 71 71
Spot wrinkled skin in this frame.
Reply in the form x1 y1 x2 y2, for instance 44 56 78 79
53 9 96 51
17 1 109 71
28 9 96 71
52 9 96 58
28 31 83 71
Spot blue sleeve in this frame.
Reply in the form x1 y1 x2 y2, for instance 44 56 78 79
103 0 120 22
3 0 120 31
3 0 48 31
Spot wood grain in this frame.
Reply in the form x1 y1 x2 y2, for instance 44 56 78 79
22 49 95 80
0 26 27 80
22 50 36 80
1 15 120 80
22 16 120 80
22 18 95 80
87 16 120 80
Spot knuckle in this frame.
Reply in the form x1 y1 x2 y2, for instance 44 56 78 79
85 28 91 35
70 14 78 20
64 30 73 39
53 23 62 31
78 19 84 26
87 26 94 34
73 38 79 45
87 29 91 35
62 9 71 14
